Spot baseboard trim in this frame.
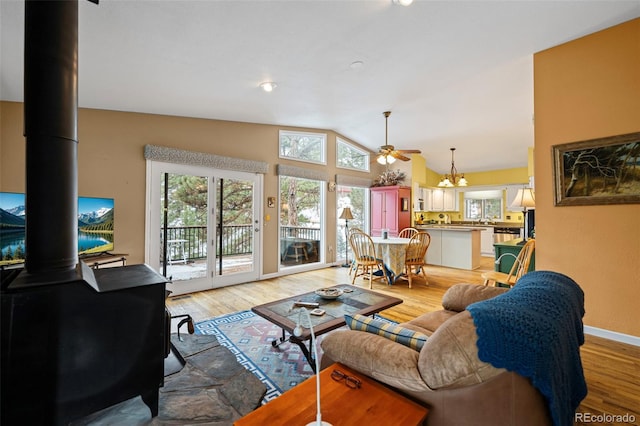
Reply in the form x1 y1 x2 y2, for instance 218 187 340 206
584 325 640 347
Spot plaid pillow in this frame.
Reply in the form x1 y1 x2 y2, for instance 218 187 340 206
344 313 428 351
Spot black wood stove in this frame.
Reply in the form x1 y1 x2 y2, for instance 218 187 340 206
0 1 168 424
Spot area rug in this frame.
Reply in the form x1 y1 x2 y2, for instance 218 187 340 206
195 310 395 404
196 310 316 403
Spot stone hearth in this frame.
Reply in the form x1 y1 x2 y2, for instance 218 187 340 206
73 334 266 425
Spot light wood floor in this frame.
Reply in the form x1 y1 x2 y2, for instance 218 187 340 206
167 259 640 424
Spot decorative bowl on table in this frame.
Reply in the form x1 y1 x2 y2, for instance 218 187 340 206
315 288 343 299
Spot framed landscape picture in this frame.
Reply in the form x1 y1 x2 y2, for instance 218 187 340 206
553 132 640 206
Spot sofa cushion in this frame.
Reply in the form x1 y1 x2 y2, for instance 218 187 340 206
345 314 429 351
320 330 431 392
442 284 508 312
419 311 504 390
403 309 458 335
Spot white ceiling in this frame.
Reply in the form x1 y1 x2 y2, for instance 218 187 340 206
1 0 639 175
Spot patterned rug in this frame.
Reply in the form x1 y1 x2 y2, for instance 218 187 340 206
196 310 395 404
196 310 317 404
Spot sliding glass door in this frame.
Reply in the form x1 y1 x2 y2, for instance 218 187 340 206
146 161 261 294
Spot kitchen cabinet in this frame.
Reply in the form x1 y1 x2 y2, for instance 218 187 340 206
429 188 457 212
370 186 411 237
425 230 442 265
421 227 482 270
479 226 495 256
423 188 432 212
444 189 457 211
412 183 426 211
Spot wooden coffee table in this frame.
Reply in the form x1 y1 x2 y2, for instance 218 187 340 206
234 362 428 425
251 284 402 371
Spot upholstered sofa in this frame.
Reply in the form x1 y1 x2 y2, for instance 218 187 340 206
321 276 585 426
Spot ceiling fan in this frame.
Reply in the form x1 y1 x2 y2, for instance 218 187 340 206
376 111 421 165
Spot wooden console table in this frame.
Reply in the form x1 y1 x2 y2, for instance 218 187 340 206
234 363 428 426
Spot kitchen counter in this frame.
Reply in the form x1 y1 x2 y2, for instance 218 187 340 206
416 226 482 270
418 225 487 231
417 223 521 229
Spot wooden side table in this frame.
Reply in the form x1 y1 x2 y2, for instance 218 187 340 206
234 363 428 426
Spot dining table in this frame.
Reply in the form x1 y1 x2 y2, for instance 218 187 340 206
370 236 411 284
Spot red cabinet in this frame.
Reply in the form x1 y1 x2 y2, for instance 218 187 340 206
370 186 411 237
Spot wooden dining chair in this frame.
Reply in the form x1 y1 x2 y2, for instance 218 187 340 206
346 228 363 276
403 231 431 288
398 227 419 238
349 230 388 288
482 239 536 287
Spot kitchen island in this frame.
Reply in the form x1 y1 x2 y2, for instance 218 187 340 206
416 225 484 270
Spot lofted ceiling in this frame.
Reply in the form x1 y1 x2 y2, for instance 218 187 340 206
1 0 639 175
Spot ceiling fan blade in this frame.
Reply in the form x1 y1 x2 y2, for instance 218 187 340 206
391 152 411 161
397 149 421 154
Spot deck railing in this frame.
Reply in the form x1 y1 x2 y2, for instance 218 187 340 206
162 225 321 262
280 226 321 240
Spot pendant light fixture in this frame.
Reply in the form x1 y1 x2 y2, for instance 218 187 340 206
438 148 468 187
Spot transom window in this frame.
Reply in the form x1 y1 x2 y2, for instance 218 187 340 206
279 130 326 165
336 137 369 172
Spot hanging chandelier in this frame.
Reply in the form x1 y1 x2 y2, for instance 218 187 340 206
438 148 468 187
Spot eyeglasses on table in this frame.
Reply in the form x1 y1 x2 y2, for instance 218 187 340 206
331 369 362 389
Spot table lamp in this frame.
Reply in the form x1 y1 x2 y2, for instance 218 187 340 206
339 207 354 267
509 188 535 245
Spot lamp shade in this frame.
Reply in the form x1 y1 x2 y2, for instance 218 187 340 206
339 207 354 220
509 188 536 209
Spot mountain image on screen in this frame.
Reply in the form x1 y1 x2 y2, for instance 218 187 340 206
0 193 115 265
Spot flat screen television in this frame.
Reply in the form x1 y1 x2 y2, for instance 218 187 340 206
0 192 114 266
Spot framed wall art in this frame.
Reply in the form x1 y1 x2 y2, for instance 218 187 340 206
552 132 640 206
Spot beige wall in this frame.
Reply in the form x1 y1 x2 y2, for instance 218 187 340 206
1 101 382 274
534 18 640 337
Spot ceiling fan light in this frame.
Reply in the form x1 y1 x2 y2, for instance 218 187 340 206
387 155 396 164
377 155 387 165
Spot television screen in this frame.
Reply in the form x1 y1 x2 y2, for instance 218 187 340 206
0 192 114 266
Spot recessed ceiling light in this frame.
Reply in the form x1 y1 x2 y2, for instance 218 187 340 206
259 81 277 92
392 0 413 5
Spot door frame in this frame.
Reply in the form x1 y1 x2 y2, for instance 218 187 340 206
145 160 263 295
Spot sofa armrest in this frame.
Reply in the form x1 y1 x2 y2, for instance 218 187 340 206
441 284 508 312
320 330 431 393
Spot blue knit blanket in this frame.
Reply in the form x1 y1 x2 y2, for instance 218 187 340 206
467 271 587 426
